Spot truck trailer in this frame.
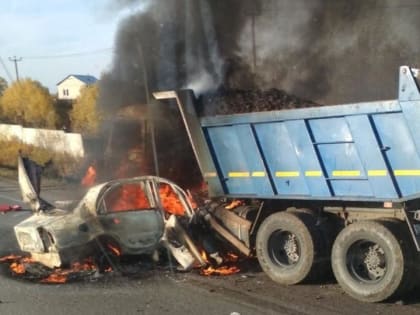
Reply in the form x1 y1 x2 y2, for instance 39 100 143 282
153 65 420 302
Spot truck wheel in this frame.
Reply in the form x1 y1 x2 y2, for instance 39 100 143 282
256 211 323 285
331 220 413 302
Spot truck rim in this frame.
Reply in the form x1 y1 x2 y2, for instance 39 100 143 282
268 230 300 267
346 239 387 284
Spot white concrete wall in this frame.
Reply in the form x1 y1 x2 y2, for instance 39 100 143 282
0 124 23 140
57 76 86 100
0 123 84 157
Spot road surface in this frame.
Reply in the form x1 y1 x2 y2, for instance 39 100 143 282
0 177 419 315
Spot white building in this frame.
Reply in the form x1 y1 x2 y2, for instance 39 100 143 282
56 74 98 100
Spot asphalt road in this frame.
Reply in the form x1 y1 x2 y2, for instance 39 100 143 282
1 177 420 315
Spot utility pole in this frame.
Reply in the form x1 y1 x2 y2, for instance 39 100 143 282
251 13 257 73
137 42 160 177
8 56 22 81
245 3 261 74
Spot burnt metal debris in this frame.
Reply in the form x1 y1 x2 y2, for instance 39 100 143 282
8 155 245 281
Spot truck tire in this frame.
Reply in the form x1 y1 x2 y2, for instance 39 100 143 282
331 220 414 302
256 211 324 285
287 208 340 253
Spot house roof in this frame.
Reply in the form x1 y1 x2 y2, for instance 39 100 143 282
56 74 98 86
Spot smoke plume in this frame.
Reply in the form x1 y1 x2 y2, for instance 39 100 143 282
100 0 420 110
93 0 420 186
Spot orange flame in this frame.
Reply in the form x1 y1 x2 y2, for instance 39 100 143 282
107 243 121 256
107 183 151 212
81 165 97 187
10 262 26 274
159 184 185 216
0 255 36 274
40 259 97 283
104 182 189 217
200 265 240 276
0 255 98 283
225 200 244 210
198 250 240 276
41 271 69 283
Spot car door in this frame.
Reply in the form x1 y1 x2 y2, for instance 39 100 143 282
96 179 164 254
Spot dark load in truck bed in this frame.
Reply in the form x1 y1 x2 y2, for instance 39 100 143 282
198 87 319 116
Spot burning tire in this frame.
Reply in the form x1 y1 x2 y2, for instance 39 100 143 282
256 211 324 285
331 220 414 302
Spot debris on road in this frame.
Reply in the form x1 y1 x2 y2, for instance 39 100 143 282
1 155 249 283
0 205 21 213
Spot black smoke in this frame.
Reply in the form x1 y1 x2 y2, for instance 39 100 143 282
99 0 259 112
93 0 420 187
99 0 420 110
249 0 420 104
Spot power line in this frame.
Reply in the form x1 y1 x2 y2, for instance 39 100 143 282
23 48 113 60
0 56 13 81
8 56 22 81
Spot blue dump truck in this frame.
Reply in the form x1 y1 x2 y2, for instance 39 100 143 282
153 66 420 302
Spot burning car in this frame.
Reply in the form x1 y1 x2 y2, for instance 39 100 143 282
14 155 205 270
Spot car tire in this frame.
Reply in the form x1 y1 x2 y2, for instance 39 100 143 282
256 211 324 285
331 220 414 302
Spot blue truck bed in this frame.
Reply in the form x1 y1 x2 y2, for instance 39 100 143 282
154 66 420 203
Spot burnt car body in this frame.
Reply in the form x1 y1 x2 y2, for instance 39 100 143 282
14 155 204 269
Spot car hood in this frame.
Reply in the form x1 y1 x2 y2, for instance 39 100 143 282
15 208 70 229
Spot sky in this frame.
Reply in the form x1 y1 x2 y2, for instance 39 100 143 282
0 0 134 93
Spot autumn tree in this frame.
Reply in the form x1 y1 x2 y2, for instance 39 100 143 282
70 84 102 135
0 79 57 128
0 76 7 96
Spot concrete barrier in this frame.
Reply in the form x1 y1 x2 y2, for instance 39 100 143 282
0 123 84 158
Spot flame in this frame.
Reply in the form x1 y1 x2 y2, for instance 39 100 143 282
159 184 186 216
198 250 240 276
200 265 240 276
0 255 36 274
0 255 98 283
104 266 113 273
103 181 190 217
81 165 97 187
106 183 151 212
41 271 69 283
107 243 121 256
225 200 244 210
41 259 97 283
10 262 26 274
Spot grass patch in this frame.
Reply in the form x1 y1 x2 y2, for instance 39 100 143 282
0 167 17 179
0 137 86 179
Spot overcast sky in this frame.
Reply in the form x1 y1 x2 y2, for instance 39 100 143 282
0 0 134 93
